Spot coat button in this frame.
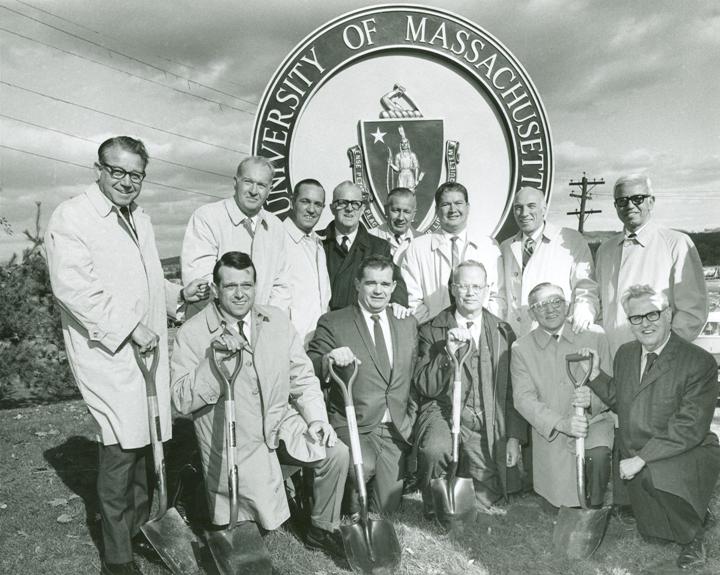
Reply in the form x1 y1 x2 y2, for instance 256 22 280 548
252 389 259 396
516 317 521 323
245 361 253 367
514 272 519 277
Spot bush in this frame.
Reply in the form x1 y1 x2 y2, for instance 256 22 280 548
0 252 76 406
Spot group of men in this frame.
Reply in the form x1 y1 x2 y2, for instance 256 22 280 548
45 136 717 575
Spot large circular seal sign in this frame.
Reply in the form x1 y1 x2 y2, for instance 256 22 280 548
253 4 552 241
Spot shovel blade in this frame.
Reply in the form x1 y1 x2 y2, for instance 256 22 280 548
430 476 477 526
141 508 202 575
205 523 272 575
552 505 611 559
340 518 401 575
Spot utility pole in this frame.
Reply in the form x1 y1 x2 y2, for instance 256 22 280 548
567 173 604 233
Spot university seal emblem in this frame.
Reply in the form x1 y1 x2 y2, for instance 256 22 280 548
253 4 552 241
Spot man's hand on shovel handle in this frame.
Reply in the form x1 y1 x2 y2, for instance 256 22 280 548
577 347 600 379
131 322 159 354
557 414 588 438
573 386 592 409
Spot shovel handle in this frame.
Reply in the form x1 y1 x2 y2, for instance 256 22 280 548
133 345 167 519
327 358 367 501
446 342 472 462
565 353 594 389
565 353 592 509
209 325 246 531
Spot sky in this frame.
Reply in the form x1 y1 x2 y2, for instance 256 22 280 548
1 0 719 260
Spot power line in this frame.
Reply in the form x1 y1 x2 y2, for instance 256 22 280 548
0 144 226 200
0 113 235 179
0 26 255 115
0 3 258 108
14 0 254 96
0 80 247 154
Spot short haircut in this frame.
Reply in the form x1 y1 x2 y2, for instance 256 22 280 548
527 282 565 305
451 260 487 284
435 181 468 205
621 284 668 313
386 187 416 204
292 178 324 199
236 156 273 178
356 254 394 281
614 173 652 196
213 251 256 285
98 136 149 169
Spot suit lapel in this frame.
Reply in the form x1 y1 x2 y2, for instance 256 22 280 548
509 233 523 270
387 311 400 387
633 335 677 398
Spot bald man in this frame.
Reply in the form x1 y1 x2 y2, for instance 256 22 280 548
318 181 407 310
499 186 599 338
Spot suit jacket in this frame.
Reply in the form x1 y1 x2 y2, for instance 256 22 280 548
589 331 720 516
319 222 408 310
413 307 527 497
171 303 328 528
307 304 418 443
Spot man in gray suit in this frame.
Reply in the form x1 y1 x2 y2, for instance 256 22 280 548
307 254 418 514
580 284 719 570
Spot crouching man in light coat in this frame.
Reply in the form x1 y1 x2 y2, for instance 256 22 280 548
170 251 349 559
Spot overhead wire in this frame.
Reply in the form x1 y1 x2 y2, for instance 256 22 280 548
0 80 248 154
0 26 255 115
0 144 226 200
0 113 235 180
14 0 253 94
0 3 258 108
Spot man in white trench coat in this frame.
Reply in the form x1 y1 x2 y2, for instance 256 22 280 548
45 136 208 575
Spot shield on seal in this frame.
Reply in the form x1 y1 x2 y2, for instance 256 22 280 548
360 118 444 233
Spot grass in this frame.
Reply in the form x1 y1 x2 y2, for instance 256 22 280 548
1 400 719 575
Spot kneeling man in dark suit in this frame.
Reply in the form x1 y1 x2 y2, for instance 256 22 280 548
308 254 418 514
581 284 719 569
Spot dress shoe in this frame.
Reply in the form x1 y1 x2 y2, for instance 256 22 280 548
677 536 706 570
305 525 346 558
131 533 162 564
100 560 143 575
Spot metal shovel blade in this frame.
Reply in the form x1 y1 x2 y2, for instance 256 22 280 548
552 505 610 559
205 523 273 575
340 517 402 575
141 508 203 575
430 475 477 526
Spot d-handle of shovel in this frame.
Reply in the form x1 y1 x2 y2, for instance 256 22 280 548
133 344 167 519
445 342 473 462
565 352 594 510
209 334 244 531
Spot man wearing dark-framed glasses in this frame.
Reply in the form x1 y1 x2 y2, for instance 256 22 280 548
596 174 707 356
318 180 407 310
580 284 719 570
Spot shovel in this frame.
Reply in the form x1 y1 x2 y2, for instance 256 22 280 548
133 345 202 575
552 352 611 560
205 339 273 575
328 357 402 575
430 342 476 527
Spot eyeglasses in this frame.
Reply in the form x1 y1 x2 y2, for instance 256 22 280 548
333 199 363 211
98 162 145 184
529 297 565 312
238 177 269 193
627 308 667 325
614 195 651 208
452 283 486 293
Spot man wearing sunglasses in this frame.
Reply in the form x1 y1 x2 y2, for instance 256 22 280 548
596 174 707 356
318 180 407 310
45 136 208 575
511 282 613 511
182 156 291 317
580 284 719 570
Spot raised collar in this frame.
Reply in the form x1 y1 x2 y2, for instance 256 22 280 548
205 301 270 334
431 229 477 251
224 197 270 230
86 184 138 218
531 320 575 349
618 221 656 246
283 216 319 244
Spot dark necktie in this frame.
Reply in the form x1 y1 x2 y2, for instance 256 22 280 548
552 334 560 341
117 206 137 240
238 319 249 346
641 352 657 382
450 235 460 270
371 314 391 379
340 235 350 255
522 237 535 269
625 232 638 246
